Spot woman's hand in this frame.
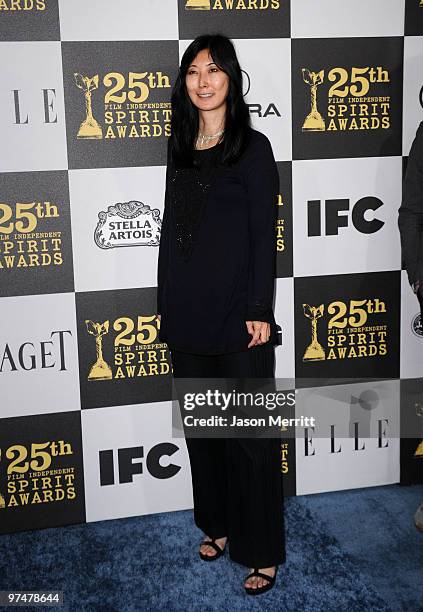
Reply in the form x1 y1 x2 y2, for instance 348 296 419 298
246 321 270 348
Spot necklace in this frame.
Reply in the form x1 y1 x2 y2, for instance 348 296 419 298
196 128 225 149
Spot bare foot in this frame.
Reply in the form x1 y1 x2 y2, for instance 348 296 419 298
244 566 276 590
199 535 227 558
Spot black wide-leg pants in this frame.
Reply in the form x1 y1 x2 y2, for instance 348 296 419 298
170 342 286 569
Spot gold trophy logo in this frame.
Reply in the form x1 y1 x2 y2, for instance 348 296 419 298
302 68 325 132
302 304 325 361
86 320 112 381
74 73 103 139
414 402 423 457
185 0 211 8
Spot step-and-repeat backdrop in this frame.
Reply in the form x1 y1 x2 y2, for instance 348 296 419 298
1 0 423 534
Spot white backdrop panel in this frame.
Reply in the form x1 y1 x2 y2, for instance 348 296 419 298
69 166 166 292
291 0 405 39
58 0 179 41
295 379 400 495
0 292 80 417
0 42 67 172
82 401 193 522
292 156 402 277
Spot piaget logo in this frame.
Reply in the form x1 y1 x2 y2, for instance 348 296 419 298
94 201 161 249
0 330 71 373
185 0 279 9
301 65 390 132
302 298 387 362
74 70 171 140
0 201 62 270
0 0 45 10
0 440 76 509
86 314 169 381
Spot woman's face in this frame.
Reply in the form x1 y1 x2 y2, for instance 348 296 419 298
185 48 229 114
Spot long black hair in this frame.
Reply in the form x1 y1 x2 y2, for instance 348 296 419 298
169 33 251 168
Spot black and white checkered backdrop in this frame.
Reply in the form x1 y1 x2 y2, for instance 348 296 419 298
1 0 422 534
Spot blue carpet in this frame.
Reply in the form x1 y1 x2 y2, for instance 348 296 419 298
0 484 421 611
298 485 423 612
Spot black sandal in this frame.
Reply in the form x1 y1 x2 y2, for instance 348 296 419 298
199 538 226 561
244 566 278 595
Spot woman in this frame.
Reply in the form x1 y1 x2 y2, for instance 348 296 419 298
157 33 285 595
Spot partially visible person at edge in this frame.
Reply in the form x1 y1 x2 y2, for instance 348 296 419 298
398 120 423 533
156 33 285 594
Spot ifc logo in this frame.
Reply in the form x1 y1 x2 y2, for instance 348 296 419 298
412 313 423 338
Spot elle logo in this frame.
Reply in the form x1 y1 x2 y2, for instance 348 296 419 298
12 89 57 124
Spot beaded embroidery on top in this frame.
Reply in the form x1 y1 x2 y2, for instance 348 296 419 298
169 150 219 262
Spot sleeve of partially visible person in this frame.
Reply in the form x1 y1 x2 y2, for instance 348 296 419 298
399 121 423 287
242 132 279 323
157 141 171 315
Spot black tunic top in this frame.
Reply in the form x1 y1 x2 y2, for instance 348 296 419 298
157 127 279 355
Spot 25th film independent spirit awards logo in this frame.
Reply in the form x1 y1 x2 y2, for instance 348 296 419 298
76 288 172 409
275 162 293 278
0 0 46 8
0 412 85 534
179 0 290 39
291 37 403 160
184 0 280 8
0 171 74 297
279 426 296 497
0 0 60 42
62 41 179 169
294 271 400 380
